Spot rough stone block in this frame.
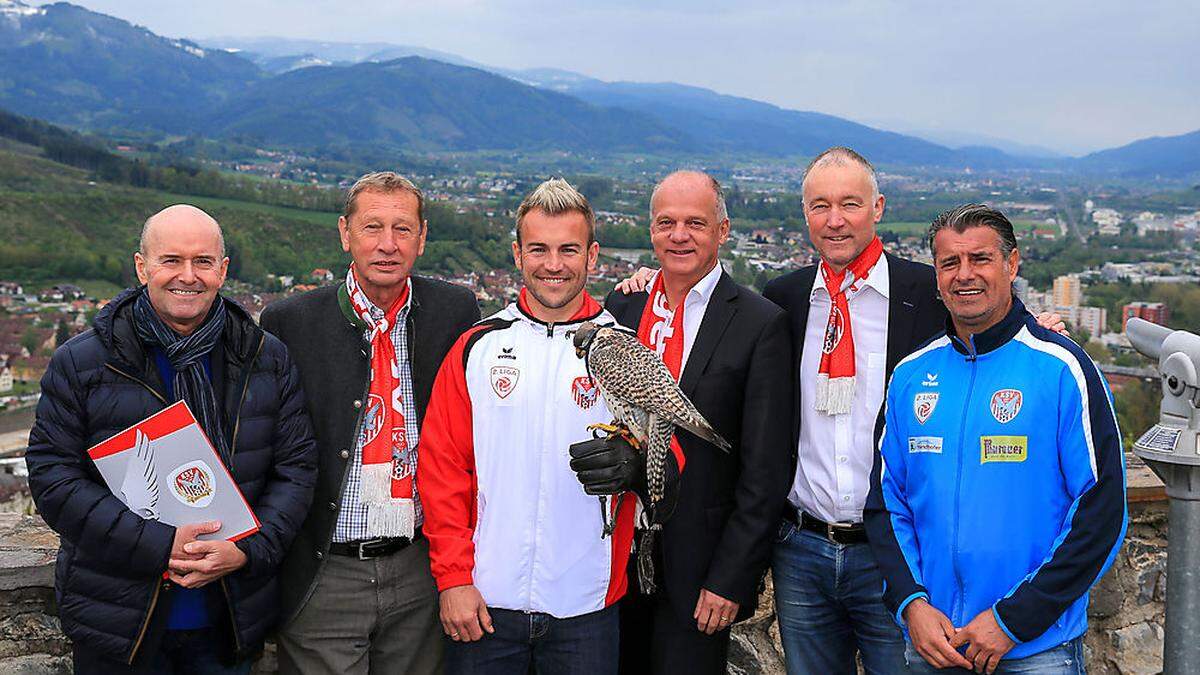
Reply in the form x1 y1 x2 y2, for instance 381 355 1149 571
0 654 71 674
1109 621 1164 675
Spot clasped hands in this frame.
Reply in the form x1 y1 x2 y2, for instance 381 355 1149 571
167 520 247 588
904 598 1015 674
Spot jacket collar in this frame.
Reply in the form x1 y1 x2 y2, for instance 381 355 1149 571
513 289 603 327
946 294 1028 357
678 271 738 396
337 277 418 332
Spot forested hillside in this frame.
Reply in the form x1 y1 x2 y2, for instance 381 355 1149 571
0 110 511 285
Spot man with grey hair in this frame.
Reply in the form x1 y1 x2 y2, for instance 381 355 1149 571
264 172 480 674
420 178 639 674
760 147 924 674
760 150 1065 674
606 169 794 673
27 204 317 673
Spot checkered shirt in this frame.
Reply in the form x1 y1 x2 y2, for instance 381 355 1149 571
332 299 423 542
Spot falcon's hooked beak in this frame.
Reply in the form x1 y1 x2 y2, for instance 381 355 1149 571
574 321 599 360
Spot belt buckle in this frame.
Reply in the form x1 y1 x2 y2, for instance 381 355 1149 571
357 538 383 560
825 523 838 543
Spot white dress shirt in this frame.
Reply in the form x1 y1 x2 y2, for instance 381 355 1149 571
790 255 890 524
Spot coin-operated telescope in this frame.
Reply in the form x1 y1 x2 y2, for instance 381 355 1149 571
1127 317 1200 674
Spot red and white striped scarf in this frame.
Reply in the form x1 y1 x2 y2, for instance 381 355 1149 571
636 272 687 470
815 236 884 416
345 265 415 538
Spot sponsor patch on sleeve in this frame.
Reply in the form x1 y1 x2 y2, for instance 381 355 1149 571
908 436 943 454
980 435 1028 463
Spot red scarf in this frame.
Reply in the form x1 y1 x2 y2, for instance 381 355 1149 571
636 273 687 469
345 266 415 537
815 236 884 416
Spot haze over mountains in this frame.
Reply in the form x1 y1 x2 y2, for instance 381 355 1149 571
0 1 1195 176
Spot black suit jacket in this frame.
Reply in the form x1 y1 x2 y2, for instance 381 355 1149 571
762 251 947 456
606 271 794 623
260 276 480 624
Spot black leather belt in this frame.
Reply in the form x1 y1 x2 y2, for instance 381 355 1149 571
329 531 422 559
791 510 869 545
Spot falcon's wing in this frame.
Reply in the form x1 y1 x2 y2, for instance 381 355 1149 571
588 330 731 451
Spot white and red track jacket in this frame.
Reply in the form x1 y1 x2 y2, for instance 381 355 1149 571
418 290 638 618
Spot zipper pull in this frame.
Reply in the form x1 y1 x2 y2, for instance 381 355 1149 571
546 321 555 337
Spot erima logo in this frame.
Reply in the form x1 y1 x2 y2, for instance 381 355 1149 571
498 347 517 361
922 373 939 387
980 435 1028 463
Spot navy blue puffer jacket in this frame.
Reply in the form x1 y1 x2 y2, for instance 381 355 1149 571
25 287 317 665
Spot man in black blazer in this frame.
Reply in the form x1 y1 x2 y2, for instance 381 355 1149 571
262 172 480 674
599 171 794 674
761 148 1061 675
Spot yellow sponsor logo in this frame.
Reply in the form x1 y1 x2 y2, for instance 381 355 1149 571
980 435 1028 463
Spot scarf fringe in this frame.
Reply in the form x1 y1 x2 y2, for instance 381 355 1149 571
815 373 856 416
361 463 395 503
361 463 415 538
367 500 415 539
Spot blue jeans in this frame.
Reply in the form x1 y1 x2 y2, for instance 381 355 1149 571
904 637 1085 674
73 628 254 675
772 520 907 675
445 604 619 675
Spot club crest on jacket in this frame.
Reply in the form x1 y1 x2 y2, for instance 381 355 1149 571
990 389 1023 424
571 376 599 410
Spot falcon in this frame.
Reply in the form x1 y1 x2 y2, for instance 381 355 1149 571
572 321 731 510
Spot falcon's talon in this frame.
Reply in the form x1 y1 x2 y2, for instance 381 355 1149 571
586 422 641 450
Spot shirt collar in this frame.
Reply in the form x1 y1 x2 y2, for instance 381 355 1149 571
810 252 890 300
687 261 724 305
365 278 413 321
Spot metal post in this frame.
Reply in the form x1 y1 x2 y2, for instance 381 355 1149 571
1127 318 1200 675
1165 489 1200 672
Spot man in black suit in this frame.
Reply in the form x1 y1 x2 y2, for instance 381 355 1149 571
761 147 1062 675
262 172 480 674
594 170 794 674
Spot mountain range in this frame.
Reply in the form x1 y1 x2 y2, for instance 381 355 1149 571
0 1 1196 176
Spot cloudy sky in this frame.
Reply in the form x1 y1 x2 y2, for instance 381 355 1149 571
54 0 1198 155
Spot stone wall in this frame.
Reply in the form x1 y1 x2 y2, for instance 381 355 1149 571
0 498 1169 674
0 514 69 674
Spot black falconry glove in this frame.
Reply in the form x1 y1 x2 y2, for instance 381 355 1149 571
569 436 681 526
569 435 644 497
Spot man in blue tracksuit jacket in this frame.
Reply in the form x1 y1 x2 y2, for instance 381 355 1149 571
865 204 1127 674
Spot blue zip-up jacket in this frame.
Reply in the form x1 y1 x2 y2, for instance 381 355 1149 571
864 297 1127 660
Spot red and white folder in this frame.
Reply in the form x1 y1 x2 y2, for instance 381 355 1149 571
87 401 259 542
